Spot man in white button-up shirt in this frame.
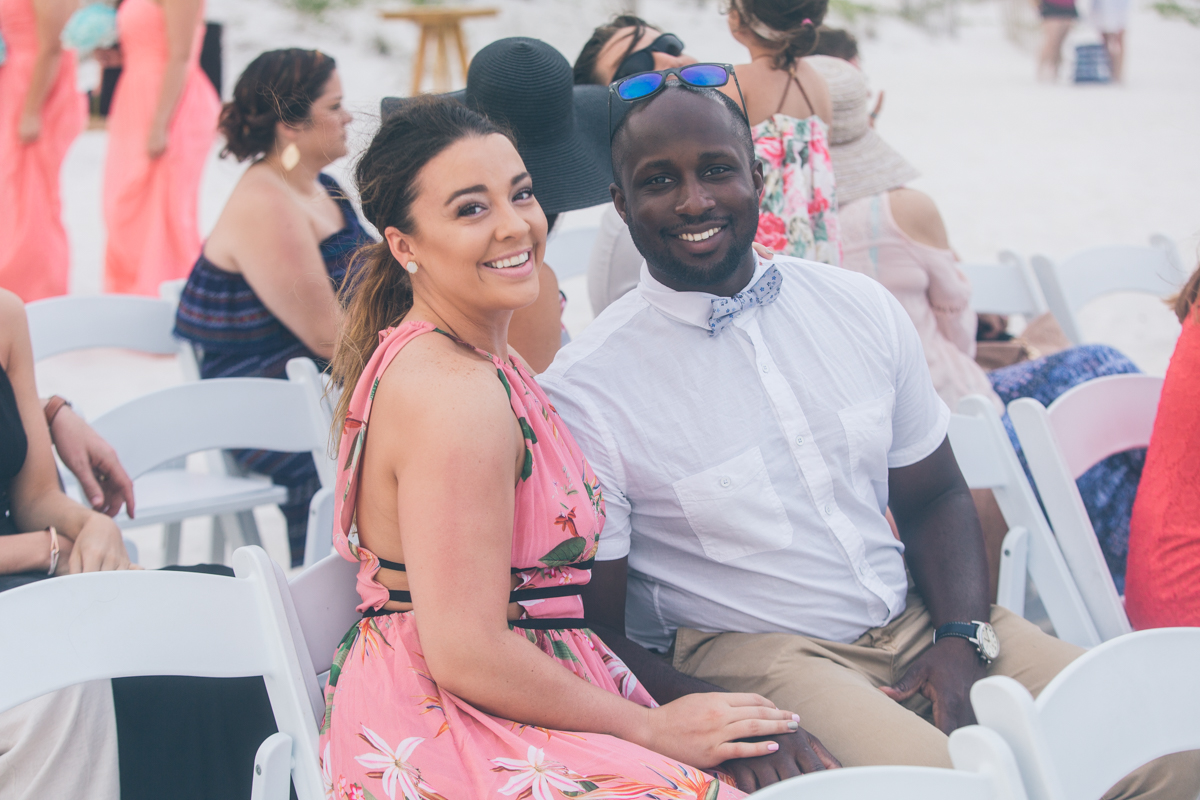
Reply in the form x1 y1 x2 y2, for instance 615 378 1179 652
541 83 1200 796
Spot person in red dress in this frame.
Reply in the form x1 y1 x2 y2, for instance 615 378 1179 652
1125 263 1200 629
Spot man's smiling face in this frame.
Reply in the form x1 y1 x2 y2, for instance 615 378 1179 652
611 87 764 296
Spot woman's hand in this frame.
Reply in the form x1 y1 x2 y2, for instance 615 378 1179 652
93 46 123 69
49 404 136 517
640 692 800 768
18 112 42 144
66 514 132 573
146 125 169 158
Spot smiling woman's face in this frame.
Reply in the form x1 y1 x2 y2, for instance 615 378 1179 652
593 26 696 85
385 133 547 317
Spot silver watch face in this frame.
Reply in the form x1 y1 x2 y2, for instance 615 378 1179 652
975 622 1000 661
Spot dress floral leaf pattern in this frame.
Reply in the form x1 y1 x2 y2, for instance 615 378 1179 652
752 113 841 267
320 320 746 799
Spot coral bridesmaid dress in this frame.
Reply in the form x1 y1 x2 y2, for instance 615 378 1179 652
102 0 218 296
0 0 86 301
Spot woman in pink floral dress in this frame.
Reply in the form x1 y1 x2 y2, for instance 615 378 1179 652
320 96 799 800
723 0 840 266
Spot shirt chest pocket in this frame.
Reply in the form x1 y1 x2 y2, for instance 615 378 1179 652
672 446 793 563
838 391 895 510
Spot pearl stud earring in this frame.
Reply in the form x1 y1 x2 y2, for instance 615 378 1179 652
404 261 419 274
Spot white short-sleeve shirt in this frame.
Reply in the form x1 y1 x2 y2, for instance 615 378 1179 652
540 254 950 651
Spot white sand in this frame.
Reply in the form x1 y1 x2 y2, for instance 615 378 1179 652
38 0 1200 568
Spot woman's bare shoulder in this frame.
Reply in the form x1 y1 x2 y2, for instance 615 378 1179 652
888 188 951 250
372 332 516 445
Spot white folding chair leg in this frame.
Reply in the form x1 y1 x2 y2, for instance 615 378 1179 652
250 732 293 800
995 526 1030 617
163 522 183 565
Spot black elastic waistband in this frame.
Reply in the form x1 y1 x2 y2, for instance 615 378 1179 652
361 607 588 631
376 556 595 574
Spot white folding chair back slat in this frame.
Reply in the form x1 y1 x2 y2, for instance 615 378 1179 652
545 226 599 281
1026 374 1162 480
961 252 1048 317
25 295 180 361
90 377 331 481
1031 236 1186 344
970 628 1200 800
1008 375 1161 641
948 396 1100 647
0 547 321 798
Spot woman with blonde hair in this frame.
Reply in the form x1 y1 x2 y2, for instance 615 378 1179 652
319 96 802 798
724 0 839 265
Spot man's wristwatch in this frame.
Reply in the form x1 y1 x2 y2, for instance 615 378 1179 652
933 621 1000 665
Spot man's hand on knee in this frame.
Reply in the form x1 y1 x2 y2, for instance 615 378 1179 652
721 724 841 792
881 638 986 734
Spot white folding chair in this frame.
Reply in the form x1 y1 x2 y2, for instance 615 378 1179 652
960 251 1049 317
545 226 600 281
970 628 1200 800
89 361 336 564
25 292 267 563
1009 374 1163 641
0 546 317 800
1030 235 1187 345
745 728 1028 800
948 396 1100 647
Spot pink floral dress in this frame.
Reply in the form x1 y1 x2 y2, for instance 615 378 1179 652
320 321 745 800
752 114 841 267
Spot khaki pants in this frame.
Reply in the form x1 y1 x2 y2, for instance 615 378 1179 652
673 593 1200 799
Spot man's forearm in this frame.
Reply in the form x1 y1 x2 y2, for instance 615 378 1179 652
587 623 725 703
902 485 991 627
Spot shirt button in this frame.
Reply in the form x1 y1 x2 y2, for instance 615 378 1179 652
720 476 732 488
795 435 804 446
824 504 833 516
761 364 770 374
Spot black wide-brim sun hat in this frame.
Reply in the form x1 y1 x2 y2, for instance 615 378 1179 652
381 37 613 216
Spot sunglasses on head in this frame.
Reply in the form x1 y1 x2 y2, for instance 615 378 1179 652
613 32 685 81
607 63 749 141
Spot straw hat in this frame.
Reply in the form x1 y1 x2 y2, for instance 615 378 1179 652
808 55 918 207
381 38 612 216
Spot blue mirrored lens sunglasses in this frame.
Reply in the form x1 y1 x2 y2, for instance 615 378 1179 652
607 63 749 141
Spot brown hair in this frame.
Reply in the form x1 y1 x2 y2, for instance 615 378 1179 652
811 26 858 62
573 14 656 85
1171 262 1200 323
330 97 512 435
219 49 337 161
728 0 828 70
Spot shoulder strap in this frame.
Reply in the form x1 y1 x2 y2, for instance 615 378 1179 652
332 321 437 560
784 70 816 118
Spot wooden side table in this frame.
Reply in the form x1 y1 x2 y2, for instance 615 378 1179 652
381 6 499 95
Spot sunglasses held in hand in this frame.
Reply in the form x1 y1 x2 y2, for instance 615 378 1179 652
607 63 749 141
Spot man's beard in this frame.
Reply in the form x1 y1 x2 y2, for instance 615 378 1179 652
628 201 760 291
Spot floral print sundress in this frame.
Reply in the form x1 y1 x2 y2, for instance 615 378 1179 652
752 113 841 267
320 321 745 800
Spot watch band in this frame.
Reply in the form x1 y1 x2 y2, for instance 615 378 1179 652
933 621 980 645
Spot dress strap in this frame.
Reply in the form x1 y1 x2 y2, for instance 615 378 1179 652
775 70 816 117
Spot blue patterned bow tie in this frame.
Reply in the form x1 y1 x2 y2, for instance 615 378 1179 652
708 265 783 336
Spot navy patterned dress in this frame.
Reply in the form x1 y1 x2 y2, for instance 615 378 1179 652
174 174 373 565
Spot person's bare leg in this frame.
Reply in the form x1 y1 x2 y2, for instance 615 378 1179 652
1038 18 1072 81
1103 31 1125 81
